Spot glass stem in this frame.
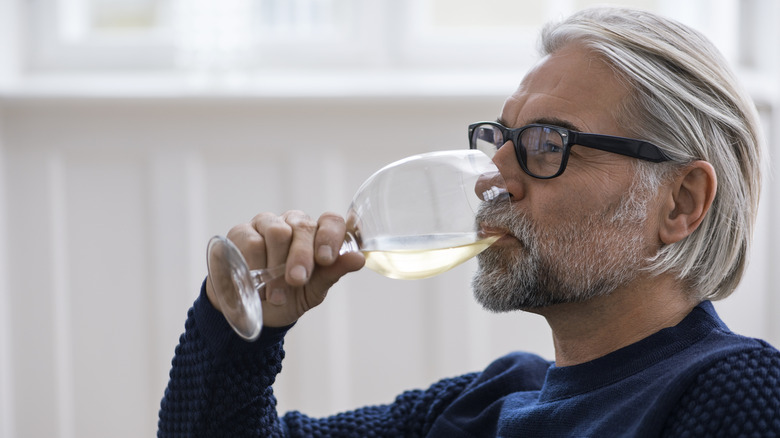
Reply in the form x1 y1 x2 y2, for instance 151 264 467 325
249 264 286 300
249 231 360 298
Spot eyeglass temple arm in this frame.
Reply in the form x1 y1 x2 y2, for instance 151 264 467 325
572 132 671 163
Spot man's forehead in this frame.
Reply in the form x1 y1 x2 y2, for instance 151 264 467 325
499 91 589 132
501 44 628 134
523 46 618 91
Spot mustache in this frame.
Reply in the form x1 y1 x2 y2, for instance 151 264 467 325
476 199 535 245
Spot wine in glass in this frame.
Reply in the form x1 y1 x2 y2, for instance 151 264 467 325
206 149 508 340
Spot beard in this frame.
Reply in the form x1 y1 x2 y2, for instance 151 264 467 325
472 185 655 312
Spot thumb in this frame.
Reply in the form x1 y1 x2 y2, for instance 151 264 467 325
308 251 366 297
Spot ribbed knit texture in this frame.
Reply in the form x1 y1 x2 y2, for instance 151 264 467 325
157 292 478 437
661 347 780 437
157 305 287 437
282 374 478 438
158 289 780 437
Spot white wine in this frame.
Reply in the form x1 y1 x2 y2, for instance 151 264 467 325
361 233 500 280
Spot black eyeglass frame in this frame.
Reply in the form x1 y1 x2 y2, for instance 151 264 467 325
468 121 671 179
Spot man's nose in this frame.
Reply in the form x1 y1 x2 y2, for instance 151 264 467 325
489 140 526 200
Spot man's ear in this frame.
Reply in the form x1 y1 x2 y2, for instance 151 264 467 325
659 161 717 245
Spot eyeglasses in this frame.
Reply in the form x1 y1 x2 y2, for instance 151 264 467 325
468 122 671 179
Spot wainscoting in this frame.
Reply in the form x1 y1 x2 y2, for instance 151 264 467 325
0 90 776 437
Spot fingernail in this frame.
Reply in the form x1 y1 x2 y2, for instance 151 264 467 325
290 265 307 283
317 245 333 263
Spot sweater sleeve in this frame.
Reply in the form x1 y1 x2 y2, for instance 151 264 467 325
661 345 780 437
158 281 478 438
280 372 478 437
157 280 293 437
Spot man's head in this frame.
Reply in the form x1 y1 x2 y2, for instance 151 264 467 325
472 7 763 311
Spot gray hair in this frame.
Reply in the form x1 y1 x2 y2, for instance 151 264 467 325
539 7 765 301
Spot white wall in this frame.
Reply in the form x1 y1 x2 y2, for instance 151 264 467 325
0 106 15 438
1 1 779 437
0 85 777 438
0 92 555 436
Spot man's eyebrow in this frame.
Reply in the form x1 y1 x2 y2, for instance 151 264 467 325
530 117 582 132
497 116 583 132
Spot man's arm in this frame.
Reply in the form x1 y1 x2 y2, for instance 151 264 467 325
157 282 290 437
158 283 479 438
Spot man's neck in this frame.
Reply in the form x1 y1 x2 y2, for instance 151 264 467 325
534 276 698 367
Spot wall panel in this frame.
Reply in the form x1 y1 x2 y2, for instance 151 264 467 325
0 95 775 436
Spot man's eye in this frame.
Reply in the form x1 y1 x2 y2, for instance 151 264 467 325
540 142 563 153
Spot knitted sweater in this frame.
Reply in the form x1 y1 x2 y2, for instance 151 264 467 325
158 285 780 437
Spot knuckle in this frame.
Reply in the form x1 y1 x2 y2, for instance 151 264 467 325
284 211 318 233
226 223 254 242
295 218 318 233
250 212 278 228
225 224 267 268
248 212 293 244
243 232 265 249
226 225 265 250
319 211 345 224
264 221 293 243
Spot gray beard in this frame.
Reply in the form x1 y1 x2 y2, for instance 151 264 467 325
472 189 652 312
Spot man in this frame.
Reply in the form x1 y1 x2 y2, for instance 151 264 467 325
158 7 779 437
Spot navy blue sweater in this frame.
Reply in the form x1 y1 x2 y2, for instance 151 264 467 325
158 285 780 437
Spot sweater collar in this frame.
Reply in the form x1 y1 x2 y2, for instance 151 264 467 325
537 301 724 403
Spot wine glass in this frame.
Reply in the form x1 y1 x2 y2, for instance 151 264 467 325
206 149 508 341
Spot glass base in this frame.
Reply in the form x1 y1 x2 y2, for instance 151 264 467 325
206 236 263 341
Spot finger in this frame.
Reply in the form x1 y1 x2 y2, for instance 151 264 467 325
251 213 293 271
314 212 347 265
281 210 318 286
308 250 366 297
226 222 267 270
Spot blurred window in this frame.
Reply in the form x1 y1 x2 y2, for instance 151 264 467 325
25 0 776 80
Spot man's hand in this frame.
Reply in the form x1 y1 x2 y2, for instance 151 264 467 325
206 210 365 328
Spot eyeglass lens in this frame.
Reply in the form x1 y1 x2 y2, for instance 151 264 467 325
472 124 565 178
